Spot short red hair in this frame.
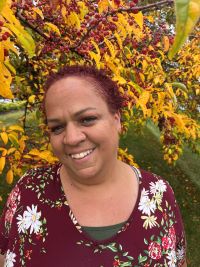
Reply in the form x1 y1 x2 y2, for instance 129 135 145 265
43 65 124 114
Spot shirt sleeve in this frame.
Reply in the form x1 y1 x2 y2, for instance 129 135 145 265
167 182 187 266
0 183 21 255
0 207 9 255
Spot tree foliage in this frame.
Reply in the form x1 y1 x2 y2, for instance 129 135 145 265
0 0 199 182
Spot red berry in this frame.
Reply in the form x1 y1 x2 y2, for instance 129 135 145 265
112 17 118 22
114 0 120 6
0 21 4 27
2 33 8 41
130 2 135 8
5 32 10 37
4 49 8 57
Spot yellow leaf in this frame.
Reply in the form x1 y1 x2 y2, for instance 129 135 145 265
6 169 13 184
0 0 6 12
8 125 24 132
44 22 61 36
162 36 170 52
14 150 21 160
7 147 16 155
91 40 100 56
98 0 109 14
139 91 150 107
28 94 36 103
0 62 14 99
2 39 18 54
8 133 19 146
88 51 101 69
0 42 4 62
112 74 127 84
114 32 123 50
0 157 5 173
146 15 154 23
19 137 26 153
0 148 7 156
28 148 40 156
4 60 16 74
1 5 35 57
61 6 67 17
139 72 145 83
89 41 101 69
104 37 116 59
0 132 8 144
132 11 143 29
77 2 88 19
68 12 81 30
32 7 44 19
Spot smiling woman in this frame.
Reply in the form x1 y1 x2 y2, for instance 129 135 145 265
0 65 187 266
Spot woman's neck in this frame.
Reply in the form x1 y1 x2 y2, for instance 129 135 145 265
60 159 124 193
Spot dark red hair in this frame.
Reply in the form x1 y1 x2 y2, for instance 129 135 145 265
43 65 124 114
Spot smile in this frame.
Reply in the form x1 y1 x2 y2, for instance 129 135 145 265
69 148 95 160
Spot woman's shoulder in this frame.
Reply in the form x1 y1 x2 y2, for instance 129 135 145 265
11 163 61 193
138 168 176 201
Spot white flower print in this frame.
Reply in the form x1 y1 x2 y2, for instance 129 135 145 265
16 214 27 233
176 246 185 261
141 188 149 198
150 180 167 195
16 205 42 234
138 193 156 216
23 205 42 234
156 180 167 193
4 250 16 267
166 250 177 267
141 215 159 229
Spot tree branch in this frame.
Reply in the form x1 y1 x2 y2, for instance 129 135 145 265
16 12 50 40
74 0 174 49
16 0 174 53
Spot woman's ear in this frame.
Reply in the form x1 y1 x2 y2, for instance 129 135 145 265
114 111 121 133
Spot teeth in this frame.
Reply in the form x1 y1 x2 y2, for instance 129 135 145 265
70 149 93 159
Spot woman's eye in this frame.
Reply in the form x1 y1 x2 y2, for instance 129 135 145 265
80 116 97 125
49 125 64 134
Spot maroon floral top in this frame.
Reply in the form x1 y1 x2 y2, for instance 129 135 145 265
0 163 186 267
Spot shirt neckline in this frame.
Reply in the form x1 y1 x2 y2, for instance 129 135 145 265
56 163 143 245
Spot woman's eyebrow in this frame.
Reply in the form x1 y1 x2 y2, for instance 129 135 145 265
46 107 97 124
74 107 97 117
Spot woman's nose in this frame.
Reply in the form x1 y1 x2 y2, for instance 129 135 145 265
63 123 86 146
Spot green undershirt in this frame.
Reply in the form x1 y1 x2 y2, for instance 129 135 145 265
82 166 139 241
82 222 126 241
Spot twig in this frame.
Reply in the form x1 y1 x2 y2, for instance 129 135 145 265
74 0 174 48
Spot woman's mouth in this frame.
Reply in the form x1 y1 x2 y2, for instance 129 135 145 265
69 148 95 160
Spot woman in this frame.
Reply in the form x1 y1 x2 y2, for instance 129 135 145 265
0 65 187 266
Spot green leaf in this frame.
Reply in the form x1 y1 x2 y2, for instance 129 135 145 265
120 262 132 267
168 0 200 59
138 255 148 263
150 235 155 241
106 245 118 252
172 82 187 92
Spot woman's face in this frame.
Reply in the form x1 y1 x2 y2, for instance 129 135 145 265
45 76 121 182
